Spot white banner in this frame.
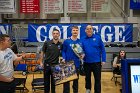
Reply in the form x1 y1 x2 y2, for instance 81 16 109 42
130 65 140 93
66 0 87 13
43 0 63 14
0 0 16 13
91 0 110 13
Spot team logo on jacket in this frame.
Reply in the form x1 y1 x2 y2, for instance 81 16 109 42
93 38 96 41
58 45 61 49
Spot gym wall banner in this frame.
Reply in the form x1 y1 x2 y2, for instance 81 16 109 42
28 23 133 42
43 0 63 13
0 24 12 35
20 0 40 13
0 0 16 13
130 0 140 10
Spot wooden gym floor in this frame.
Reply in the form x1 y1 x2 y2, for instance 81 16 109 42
14 72 121 93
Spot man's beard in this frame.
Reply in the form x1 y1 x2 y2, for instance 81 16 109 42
53 37 59 40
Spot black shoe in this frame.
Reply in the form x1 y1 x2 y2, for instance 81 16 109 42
120 89 122 93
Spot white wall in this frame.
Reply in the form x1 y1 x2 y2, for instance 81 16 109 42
71 17 125 23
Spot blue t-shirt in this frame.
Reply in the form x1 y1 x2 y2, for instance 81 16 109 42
62 38 82 68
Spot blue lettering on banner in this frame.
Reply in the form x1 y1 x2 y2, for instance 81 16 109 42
133 75 140 83
28 23 133 42
0 24 12 35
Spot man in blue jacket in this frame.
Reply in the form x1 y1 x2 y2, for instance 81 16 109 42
62 26 83 93
82 25 106 93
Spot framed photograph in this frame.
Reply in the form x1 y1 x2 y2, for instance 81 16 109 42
52 61 78 85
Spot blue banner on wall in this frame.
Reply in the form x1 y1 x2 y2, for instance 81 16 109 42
0 24 12 35
130 0 140 9
28 23 133 42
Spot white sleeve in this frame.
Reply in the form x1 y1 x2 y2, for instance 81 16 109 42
113 57 118 67
0 54 3 64
9 48 17 60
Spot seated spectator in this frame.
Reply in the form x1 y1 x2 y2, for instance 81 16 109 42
113 50 126 75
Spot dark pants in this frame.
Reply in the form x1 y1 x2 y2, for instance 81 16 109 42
0 79 16 93
113 66 121 75
44 63 55 93
63 68 79 93
84 62 101 93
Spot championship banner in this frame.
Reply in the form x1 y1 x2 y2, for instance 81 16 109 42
20 0 40 13
0 0 16 13
91 0 111 13
130 0 140 10
28 23 133 42
43 0 63 14
52 61 78 85
66 0 87 13
0 24 12 35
